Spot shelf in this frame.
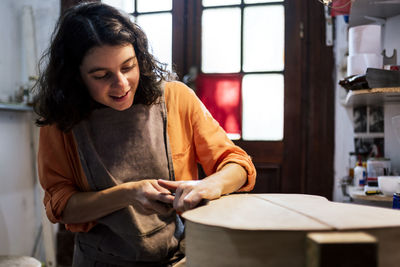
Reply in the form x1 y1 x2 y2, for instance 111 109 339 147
348 186 392 208
349 0 400 27
0 103 33 112
344 87 400 107
349 186 392 202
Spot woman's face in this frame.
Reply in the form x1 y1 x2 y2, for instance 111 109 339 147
80 43 140 111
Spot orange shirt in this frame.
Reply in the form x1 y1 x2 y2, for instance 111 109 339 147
38 81 256 232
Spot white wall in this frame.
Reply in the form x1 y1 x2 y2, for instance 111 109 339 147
334 14 400 202
333 15 355 202
0 1 20 102
383 14 400 66
384 104 400 173
0 112 37 254
0 0 59 102
0 0 59 260
383 14 400 174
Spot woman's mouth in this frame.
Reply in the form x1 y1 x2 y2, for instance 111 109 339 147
110 89 130 102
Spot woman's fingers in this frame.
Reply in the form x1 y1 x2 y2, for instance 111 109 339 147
173 185 185 212
157 180 209 212
182 191 203 211
151 180 175 204
173 182 204 212
157 192 174 204
157 179 182 192
153 180 174 194
133 180 175 214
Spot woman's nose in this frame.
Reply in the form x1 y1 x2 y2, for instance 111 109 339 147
112 72 129 89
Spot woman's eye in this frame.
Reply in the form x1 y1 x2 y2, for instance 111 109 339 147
93 72 110 80
122 65 134 72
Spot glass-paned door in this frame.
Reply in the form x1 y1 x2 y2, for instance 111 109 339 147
199 0 285 141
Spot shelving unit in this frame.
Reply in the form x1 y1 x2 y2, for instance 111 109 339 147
344 0 400 107
344 87 400 107
0 103 32 112
349 0 400 27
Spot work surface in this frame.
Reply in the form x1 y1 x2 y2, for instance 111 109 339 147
182 194 400 267
183 193 400 230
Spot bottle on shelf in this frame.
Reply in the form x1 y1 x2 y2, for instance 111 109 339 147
354 156 366 187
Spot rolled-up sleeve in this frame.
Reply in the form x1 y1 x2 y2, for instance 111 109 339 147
38 125 96 232
38 125 79 223
177 82 256 192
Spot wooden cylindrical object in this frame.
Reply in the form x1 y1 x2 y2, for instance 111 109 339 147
182 194 400 267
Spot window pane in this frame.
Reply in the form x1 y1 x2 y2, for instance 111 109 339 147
136 13 172 69
137 0 172 12
203 0 241 7
242 74 284 141
102 0 134 13
243 5 284 72
196 74 242 138
244 0 284 3
202 8 241 73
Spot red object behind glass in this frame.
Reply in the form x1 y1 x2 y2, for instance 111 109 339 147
196 73 242 136
331 0 352 17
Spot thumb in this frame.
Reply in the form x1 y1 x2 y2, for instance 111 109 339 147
157 179 181 192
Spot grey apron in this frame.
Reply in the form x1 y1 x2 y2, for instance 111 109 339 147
71 92 184 266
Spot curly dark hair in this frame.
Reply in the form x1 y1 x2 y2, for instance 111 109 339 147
33 2 173 132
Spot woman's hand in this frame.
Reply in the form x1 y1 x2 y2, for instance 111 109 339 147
127 179 175 215
62 179 175 224
157 179 221 213
62 163 245 223
158 163 247 213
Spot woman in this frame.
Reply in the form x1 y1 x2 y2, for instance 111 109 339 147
34 2 256 266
